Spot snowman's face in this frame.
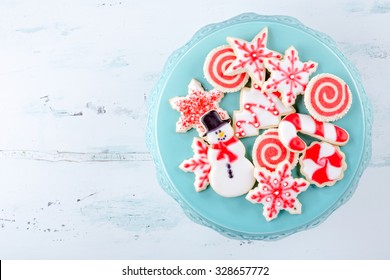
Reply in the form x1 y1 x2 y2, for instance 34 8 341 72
206 123 234 144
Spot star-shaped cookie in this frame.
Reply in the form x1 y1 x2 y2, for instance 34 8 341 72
224 27 282 86
169 79 229 136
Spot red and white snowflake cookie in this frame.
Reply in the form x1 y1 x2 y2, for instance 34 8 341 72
299 141 347 187
169 79 229 136
203 45 249 92
263 46 318 107
224 27 282 86
304 73 352 122
252 129 299 172
233 84 294 138
179 137 211 192
246 160 310 221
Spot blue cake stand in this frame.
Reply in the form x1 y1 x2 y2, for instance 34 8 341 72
146 13 372 240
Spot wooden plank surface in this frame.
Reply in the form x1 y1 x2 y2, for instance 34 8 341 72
0 0 389 259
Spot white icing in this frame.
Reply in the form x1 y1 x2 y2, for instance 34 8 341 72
278 121 297 147
179 137 210 192
234 86 294 138
203 45 249 92
318 142 335 158
263 46 318 107
262 143 282 162
299 114 316 135
304 73 353 122
279 113 348 152
188 79 203 92
246 160 309 221
225 27 282 86
300 142 347 187
326 164 343 180
323 122 337 142
206 123 255 197
206 122 235 145
301 159 321 179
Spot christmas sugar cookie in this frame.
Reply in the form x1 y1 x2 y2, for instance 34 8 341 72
169 79 229 136
300 141 347 187
225 27 282 86
252 129 299 172
201 110 255 197
304 73 352 122
179 137 211 192
263 46 318 107
246 160 310 221
203 45 249 92
278 113 349 153
234 84 294 138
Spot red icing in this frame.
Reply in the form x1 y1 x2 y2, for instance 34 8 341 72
289 136 306 152
206 46 247 89
283 113 301 130
211 136 239 163
335 126 349 143
327 151 343 168
302 142 345 186
229 29 281 84
281 113 349 152
305 141 321 162
181 138 211 191
313 118 325 138
308 75 351 118
265 47 316 105
235 86 281 138
171 81 226 134
248 161 309 220
311 165 329 185
254 130 297 171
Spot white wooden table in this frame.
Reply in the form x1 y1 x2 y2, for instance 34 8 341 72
0 0 389 259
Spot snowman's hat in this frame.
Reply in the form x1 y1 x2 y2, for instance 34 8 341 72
201 110 231 137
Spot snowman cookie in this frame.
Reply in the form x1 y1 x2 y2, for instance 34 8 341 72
200 110 255 197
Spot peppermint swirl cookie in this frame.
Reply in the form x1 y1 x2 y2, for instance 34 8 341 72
252 129 298 171
204 45 249 92
304 73 352 122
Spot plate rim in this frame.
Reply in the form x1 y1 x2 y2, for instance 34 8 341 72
146 13 373 240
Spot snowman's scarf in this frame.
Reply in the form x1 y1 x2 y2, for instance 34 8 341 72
211 137 239 163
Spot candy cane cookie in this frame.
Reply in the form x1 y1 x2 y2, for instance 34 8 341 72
300 141 347 187
204 45 249 92
278 113 349 153
304 73 352 122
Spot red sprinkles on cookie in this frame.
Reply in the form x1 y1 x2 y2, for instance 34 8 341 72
169 79 228 136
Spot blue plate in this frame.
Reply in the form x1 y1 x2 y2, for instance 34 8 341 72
146 13 372 240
